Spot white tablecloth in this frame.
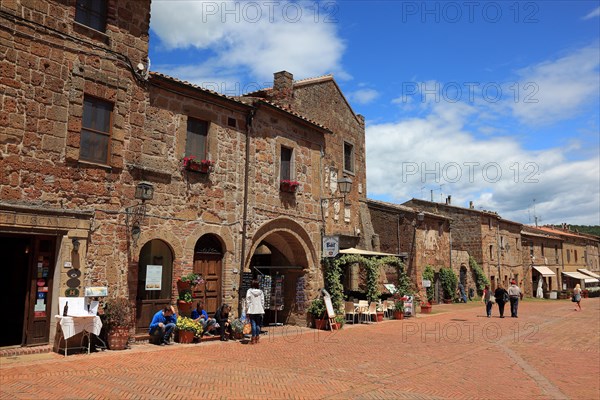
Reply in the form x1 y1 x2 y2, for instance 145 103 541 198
55 315 102 339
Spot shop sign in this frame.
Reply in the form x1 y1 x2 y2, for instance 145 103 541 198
323 236 339 257
422 279 431 288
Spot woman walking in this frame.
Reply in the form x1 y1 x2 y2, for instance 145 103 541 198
494 284 509 318
482 284 493 317
573 284 582 311
246 279 265 345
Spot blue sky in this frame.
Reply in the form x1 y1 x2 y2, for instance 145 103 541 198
148 1 600 225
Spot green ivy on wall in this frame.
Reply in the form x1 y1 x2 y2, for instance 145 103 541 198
422 265 435 303
322 254 408 307
469 256 489 295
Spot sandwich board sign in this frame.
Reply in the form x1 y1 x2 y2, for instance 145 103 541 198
323 236 339 257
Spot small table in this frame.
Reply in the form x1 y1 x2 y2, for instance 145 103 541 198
55 315 102 356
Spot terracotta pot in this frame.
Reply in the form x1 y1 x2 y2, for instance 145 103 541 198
176 280 191 292
107 327 129 350
279 182 297 193
376 312 384 322
185 162 211 173
421 305 432 314
393 311 404 320
177 300 192 316
314 317 327 330
177 330 194 344
443 298 452 304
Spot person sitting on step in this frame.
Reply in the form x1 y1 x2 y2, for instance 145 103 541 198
149 305 177 345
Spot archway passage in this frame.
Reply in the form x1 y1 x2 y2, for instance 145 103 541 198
193 235 223 316
135 240 173 334
248 221 315 326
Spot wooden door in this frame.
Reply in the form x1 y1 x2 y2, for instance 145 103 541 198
135 240 173 334
193 254 221 316
25 236 56 345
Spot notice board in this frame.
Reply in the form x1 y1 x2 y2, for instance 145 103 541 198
324 295 335 319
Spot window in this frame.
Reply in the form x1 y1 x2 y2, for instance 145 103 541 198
343 141 354 173
541 243 544 256
529 242 534 258
227 117 237 128
567 249 570 263
574 250 578 262
555 245 559 263
489 245 493 260
80 95 113 164
280 146 293 180
75 0 108 32
185 118 209 160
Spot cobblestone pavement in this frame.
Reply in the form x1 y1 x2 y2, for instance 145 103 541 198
1 298 598 400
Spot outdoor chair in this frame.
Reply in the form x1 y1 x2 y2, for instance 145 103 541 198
344 301 357 324
381 300 389 319
367 301 378 323
357 300 369 323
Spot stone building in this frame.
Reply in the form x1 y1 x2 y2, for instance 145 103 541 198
536 226 600 289
363 199 468 302
404 198 524 292
0 0 365 349
521 225 564 297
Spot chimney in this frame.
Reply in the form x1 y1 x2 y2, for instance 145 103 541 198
271 71 294 109
447 195 452 205
469 201 474 209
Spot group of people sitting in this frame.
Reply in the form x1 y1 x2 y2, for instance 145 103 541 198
148 301 253 344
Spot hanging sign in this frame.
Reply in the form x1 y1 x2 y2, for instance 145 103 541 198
145 265 163 291
323 236 339 258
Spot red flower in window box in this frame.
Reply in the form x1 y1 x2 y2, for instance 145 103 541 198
183 156 214 173
280 179 299 193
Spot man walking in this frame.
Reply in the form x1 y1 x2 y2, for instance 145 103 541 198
508 280 522 318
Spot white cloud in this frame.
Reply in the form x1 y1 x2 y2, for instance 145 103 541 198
582 6 600 20
150 1 346 85
367 100 600 225
347 88 379 105
510 45 600 126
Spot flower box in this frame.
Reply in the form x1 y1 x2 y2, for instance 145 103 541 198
280 179 299 193
183 156 214 173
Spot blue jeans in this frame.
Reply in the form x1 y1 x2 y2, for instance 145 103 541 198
150 323 175 343
249 314 262 337
510 297 519 317
485 301 493 316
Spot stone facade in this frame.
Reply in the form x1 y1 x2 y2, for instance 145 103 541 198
521 226 564 296
404 199 524 293
0 1 366 347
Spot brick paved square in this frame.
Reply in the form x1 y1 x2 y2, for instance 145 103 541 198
2 299 598 399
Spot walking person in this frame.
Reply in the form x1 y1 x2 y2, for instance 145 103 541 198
572 284 583 311
494 284 509 318
482 284 493 317
246 279 265 345
507 279 522 318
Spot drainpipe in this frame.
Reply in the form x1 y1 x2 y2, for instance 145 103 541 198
497 221 501 283
240 108 255 273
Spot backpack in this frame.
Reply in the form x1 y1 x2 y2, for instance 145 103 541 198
502 292 509 303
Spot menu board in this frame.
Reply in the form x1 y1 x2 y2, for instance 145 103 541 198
240 272 253 299
295 276 306 313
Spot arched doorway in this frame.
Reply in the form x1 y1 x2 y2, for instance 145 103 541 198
135 239 173 334
193 235 223 316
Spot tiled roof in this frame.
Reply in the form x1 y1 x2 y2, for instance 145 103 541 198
255 99 331 132
149 71 249 106
536 226 594 240
241 74 334 96
521 226 563 240
366 198 451 220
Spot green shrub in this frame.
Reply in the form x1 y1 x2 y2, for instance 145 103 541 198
422 265 435 303
439 267 458 300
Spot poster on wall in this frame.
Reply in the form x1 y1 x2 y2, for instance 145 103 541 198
145 265 162 291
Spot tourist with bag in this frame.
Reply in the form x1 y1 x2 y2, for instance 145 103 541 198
246 279 265 345
482 284 494 318
494 284 509 318
572 284 582 311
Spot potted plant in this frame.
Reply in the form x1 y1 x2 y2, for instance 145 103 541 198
175 316 202 343
333 314 345 330
375 303 385 322
176 273 203 316
307 298 327 329
230 318 245 339
420 301 432 314
182 156 214 173
439 267 457 303
393 300 405 320
280 179 300 193
177 288 193 316
102 297 132 350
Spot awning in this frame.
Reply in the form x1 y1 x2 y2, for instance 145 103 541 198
562 271 599 283
577 268 600 279
532 266 556 277
339 248 399 257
